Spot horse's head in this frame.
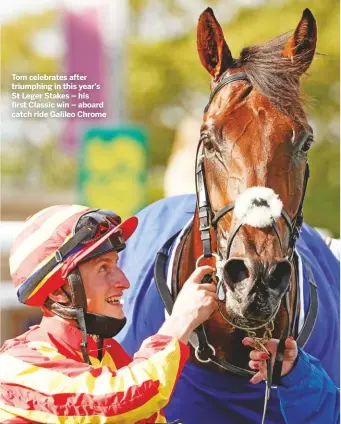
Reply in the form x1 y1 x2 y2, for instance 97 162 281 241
197 8 316 329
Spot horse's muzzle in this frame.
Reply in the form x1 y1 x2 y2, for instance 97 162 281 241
223 257 292 298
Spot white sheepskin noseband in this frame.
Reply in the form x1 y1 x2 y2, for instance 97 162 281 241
234 187 283 228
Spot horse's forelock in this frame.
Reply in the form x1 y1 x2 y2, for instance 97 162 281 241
219 31 315 126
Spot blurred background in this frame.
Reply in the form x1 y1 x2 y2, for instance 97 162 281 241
1 0 339 344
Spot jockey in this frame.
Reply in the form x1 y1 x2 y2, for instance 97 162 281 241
0 205 218 423
0 205 339 423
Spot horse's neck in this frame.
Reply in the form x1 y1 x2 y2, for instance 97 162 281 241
177 209 297 371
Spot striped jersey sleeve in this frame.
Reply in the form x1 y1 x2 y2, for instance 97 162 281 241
0 334 189 423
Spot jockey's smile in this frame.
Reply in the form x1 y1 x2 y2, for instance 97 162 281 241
78 251 130 320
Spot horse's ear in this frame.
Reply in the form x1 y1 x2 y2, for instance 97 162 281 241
197 8 233 80
282 8 317 74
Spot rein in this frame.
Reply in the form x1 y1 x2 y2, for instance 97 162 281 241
154 71 318 424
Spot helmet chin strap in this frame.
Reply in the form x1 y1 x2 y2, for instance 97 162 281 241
45 269 126 364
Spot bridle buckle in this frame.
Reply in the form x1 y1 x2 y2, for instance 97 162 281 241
195 253 220 269
194 343 216 363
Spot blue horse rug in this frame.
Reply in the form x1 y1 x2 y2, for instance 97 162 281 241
116 194 340 424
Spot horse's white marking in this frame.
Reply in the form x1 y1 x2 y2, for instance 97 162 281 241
234 186 283 228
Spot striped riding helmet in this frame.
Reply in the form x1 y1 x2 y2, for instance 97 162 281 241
10 205 138 307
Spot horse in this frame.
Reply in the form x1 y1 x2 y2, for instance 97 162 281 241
116 8 340 424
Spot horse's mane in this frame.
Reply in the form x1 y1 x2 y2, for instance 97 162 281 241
221 32 315 126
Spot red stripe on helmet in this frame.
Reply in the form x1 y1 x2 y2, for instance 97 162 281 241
11 206 69 254
11 209 89 294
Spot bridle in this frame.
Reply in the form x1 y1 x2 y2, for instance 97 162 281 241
196 74 311 334
196 72 310 266
154 71 318 424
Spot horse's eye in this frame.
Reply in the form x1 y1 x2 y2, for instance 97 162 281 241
301 133 314 152
201 135 215 152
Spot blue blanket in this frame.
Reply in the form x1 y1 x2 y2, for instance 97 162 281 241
116 194 340 424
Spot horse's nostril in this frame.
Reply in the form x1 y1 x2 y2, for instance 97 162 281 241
268 259 292 292
224 259 249 287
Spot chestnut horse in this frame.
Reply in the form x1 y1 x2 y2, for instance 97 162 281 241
117 7 340 424
175 6 315 366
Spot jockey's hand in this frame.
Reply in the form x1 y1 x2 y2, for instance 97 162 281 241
173 266 218 327
242 336 298 384
158 266 218 344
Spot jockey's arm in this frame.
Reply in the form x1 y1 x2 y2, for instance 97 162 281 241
0 335 189 423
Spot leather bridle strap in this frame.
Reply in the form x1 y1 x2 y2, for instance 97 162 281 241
211 203 235 226
212 205 294 263
270 165 310 383
296 255 318 348
272 253 318 383
67 269 91 365
154 232 181 315
196 71 251 258
288 163 310 251
195 144 214 257
194 326 255 377
272 292 291 385
204 72 250 113
210 165 310 255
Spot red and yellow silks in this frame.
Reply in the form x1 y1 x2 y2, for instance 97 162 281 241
0 316 189 423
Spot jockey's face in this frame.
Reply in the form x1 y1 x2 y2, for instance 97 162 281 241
78 251 130 320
